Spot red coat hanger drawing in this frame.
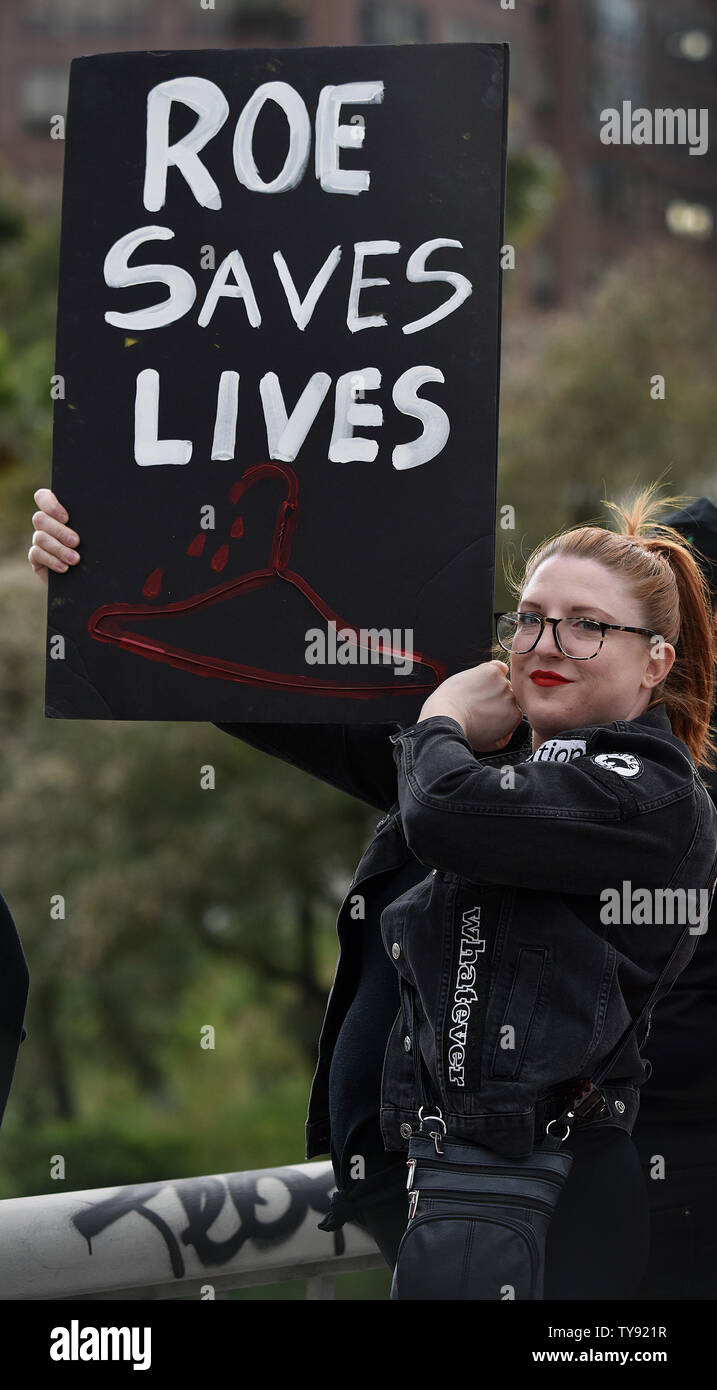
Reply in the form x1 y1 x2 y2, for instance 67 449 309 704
87 461 448 697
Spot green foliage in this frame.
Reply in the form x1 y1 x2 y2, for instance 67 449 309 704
504 146 562 251
496 242 717 609
0 166 58 553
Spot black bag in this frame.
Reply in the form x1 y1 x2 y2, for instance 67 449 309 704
390 1126 573 1300
390 924 693 1300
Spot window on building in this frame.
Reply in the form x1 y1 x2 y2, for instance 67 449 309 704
530 0 554 24
21 69 70 134
360 1 429 44
438 20 494 43
586 0 643 41
582 160 647 227
181 0 306 40
583 48 648 127
23 0 148 30
532 58 555 119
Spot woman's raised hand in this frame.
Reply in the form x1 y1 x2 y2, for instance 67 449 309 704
28 488 80 586
417 659 523 752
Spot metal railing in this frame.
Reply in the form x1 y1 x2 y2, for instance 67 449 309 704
0 1160 387 1300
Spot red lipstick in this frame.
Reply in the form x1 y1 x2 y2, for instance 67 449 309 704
529 669 572 686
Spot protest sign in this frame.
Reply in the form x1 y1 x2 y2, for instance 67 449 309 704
45 42 509 721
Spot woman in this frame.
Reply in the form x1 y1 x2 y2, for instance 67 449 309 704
28 485 717 1298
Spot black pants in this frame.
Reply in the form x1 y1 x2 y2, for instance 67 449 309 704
631 1163 717 1299
342 1124 650 1299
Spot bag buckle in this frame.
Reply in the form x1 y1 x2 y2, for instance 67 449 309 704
408 1189 420 1220
546 1110 574 1141
567 1077 609 1122
418 1105 447 1155
545 1077 608 1140
406 1158 417 1191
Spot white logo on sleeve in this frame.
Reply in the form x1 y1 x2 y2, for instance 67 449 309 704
592 752 643 777
527 738 586 763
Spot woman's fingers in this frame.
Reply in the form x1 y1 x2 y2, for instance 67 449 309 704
27 540 71 574
33 487 69 524
29 489 79 580
29 525 80 567
31 507 79 552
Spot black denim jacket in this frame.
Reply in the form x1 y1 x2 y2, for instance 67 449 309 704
216 703 717 1160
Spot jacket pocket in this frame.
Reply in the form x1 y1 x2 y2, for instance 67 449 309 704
488 947 549 1081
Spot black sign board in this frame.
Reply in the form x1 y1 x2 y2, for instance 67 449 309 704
45 42 509 722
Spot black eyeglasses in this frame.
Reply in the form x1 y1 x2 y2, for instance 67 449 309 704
494 611 664 661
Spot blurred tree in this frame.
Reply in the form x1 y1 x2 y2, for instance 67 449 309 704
496 240 717 609
504 145 562 253
0 166 57 551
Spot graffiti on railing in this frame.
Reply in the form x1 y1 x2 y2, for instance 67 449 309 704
71 1169 348 1279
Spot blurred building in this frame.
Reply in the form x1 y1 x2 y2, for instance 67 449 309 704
0 0 714 311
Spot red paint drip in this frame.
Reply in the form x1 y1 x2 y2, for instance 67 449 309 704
230 516 244 538
187 533 206 557
142 567 163 599
211 543 229 572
